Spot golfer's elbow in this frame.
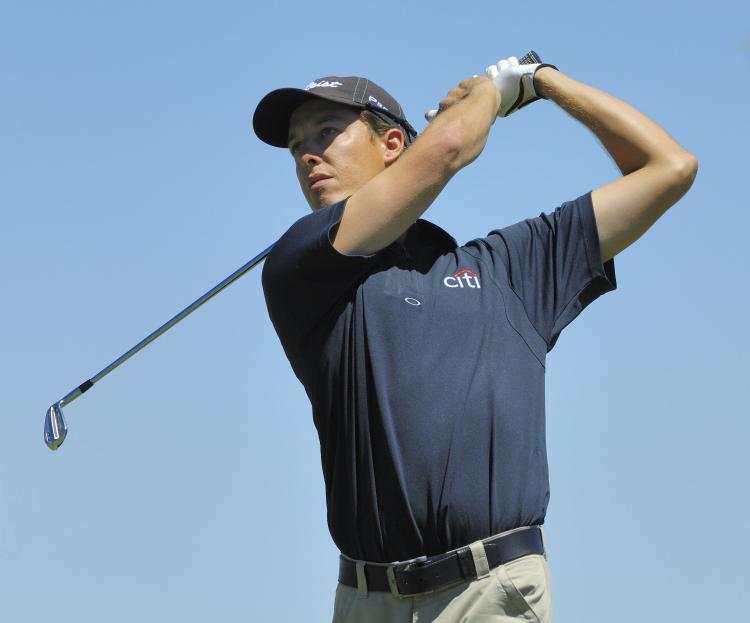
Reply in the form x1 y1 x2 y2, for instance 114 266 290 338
661 150 699 195
678 151 699 187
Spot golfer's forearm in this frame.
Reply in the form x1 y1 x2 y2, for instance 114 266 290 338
534 68 696 175
419 78 500 172
334 80 499 256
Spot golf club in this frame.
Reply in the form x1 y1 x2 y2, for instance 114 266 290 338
44 242 274 451
45 49 543 452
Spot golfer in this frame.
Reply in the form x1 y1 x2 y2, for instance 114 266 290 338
252 57 697 622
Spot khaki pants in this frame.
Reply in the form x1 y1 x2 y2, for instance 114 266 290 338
332 533 552 623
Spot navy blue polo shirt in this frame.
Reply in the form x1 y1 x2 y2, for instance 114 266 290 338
262 192 616 563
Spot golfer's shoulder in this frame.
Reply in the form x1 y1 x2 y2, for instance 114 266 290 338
263 201 349 280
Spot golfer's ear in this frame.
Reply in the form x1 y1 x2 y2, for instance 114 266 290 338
383 127 405 166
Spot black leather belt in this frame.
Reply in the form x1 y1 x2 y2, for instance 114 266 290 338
338 526 544 597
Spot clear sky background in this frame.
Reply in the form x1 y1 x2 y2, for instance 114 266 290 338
2 1 748 621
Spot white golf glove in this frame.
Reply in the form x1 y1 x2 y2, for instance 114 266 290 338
486 56 556 117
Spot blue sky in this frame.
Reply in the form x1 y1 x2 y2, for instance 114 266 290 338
2 1 748 621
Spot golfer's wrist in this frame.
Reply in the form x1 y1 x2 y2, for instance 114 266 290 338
468 78 502 122
533 66 561 100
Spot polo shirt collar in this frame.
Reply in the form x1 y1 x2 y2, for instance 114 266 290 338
411 218 458 252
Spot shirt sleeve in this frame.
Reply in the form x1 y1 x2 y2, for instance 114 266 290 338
482 192 617 351
261 198 380 355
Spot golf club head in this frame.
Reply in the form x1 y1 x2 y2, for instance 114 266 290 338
44 403 67 451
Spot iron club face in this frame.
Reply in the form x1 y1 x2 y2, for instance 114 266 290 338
44 403 68 450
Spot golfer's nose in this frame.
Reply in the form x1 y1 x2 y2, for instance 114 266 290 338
302 149 323 169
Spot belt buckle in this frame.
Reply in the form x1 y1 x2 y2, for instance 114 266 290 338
387 555 427 598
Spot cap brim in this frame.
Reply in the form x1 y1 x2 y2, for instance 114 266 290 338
253 88 361 148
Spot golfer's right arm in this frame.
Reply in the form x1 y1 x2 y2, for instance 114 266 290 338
332 77 500 256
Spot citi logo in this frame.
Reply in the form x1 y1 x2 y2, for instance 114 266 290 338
443 269 481 289
304 80 343 90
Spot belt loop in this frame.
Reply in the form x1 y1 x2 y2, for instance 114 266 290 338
469 541 490 579
355 561 368 598
386 565 402 598
539 525 548 561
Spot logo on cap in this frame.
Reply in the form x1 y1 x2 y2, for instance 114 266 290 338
368 95 390 112
304 80 344 91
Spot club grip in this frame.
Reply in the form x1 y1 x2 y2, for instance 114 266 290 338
425 50 541 121
518 50 541 65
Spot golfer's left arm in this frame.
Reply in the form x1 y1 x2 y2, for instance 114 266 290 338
534 68 698 262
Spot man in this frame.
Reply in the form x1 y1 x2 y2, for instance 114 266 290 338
252 56 697 622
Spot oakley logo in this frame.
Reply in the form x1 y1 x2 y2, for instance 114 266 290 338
305 80 344 90
404 297 421 306
443 269 481 289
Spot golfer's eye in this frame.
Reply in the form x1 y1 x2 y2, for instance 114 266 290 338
321 127 337 139
289 141 301 156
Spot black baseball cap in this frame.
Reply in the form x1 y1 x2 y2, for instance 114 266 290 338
253 76 417 148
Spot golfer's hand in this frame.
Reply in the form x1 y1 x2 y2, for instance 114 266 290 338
486 56 555 117
425 76 500 121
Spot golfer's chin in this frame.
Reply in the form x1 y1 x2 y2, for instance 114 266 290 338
309 188 347 211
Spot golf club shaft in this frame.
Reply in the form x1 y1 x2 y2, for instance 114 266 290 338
56 243 275 409
47 50 544 449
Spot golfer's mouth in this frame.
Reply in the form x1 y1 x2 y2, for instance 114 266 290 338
309 174 332 190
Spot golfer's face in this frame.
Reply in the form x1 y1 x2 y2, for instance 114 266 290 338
288 99 386 210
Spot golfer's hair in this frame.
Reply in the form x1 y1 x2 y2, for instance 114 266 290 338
360 110 410 151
